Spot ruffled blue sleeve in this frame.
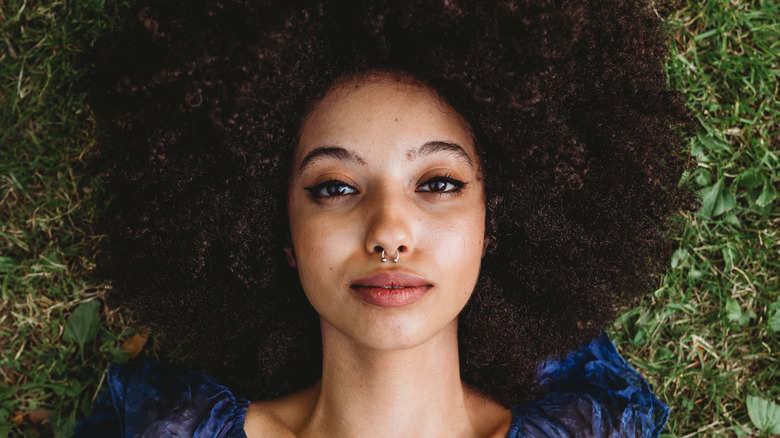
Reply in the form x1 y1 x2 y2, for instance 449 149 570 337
506 332 669 438
75 333 665 437
71 361 249 438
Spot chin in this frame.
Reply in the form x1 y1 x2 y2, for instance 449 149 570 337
339 315 459 352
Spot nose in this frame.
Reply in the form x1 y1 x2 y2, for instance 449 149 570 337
363 187 414 260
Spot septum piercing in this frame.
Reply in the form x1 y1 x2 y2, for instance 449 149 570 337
381 250 400 263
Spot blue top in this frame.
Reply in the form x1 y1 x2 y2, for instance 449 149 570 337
73 332 669 437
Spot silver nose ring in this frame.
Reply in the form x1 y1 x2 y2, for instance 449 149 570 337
381 250 400 263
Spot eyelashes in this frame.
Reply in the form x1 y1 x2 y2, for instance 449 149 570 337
304 180 356 199
304 175 467 200
416 175 466 193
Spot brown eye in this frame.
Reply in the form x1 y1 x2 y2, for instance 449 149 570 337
305 180 358 198
417 176 466 193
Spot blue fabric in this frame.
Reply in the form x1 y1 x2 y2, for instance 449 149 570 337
73 361 249 438
506 332 669 437
73 332 668 437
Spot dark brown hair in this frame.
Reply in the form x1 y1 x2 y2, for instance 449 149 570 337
88 0 695 405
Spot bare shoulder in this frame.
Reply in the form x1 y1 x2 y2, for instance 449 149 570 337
243 401 294 438
243 385 320 438
465 387 514 438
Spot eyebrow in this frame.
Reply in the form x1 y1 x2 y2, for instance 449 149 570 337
298 140 474 173
407 141 474 169
298 146 367 172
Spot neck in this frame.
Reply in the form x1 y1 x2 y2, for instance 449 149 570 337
297 320 505 438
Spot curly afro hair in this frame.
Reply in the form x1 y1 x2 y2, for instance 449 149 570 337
87 0 695 405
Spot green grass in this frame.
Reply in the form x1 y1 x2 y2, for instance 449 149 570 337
0 0 778 436
611 1 780 436
0 1 129 436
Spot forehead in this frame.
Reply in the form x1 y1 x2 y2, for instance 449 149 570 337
296 75 476 163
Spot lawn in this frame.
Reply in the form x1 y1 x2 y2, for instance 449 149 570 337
1 0 778 436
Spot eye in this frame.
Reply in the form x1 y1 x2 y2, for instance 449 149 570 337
305 180 358 199
416 175 466 193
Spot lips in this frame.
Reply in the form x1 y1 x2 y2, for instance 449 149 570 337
350 271 432 307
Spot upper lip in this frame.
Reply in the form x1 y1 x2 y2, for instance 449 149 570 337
351 271 432 288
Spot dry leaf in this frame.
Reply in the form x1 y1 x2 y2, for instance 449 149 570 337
10 412 23 425
122 332 149 358
10 410 54 425
27 410 54 423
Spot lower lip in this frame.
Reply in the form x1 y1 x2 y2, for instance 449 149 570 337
351 286 430 307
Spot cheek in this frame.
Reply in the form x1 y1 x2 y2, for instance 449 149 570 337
425 213 485 309
288 193 335 260
423 206 485 271
446 200 485 245
289 212 356 285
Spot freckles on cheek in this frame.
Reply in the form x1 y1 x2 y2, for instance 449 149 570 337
297 218 353 269
447 215 485 251
298 240 328 271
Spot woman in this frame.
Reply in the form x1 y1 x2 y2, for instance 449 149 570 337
77 0 694 436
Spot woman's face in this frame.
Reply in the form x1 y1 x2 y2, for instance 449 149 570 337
287 75 486 351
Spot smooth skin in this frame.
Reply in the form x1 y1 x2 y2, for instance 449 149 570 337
245 74 512 438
